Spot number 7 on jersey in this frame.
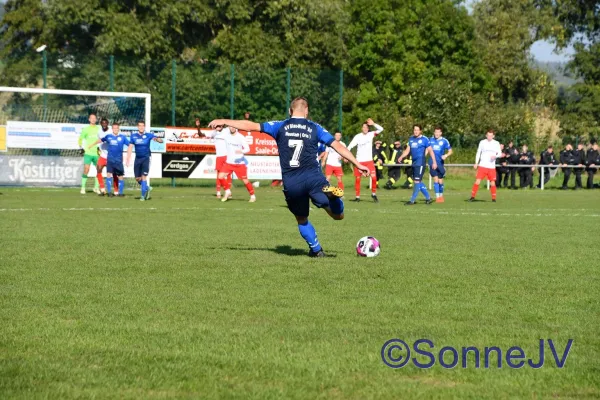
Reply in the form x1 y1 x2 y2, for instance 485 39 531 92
289 139 304 167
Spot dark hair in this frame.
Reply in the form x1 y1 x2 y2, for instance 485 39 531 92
434 126 443 131
89 112 97 117
112 122 120 126
137 120 145 125
547 145 553 149
413 124 422 130
486 129 495 135
100 118 109 123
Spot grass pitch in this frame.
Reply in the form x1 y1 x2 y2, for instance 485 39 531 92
1 179 599 399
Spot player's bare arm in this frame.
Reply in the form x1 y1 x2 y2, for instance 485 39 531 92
331 141 369 176
427 146 438 171
153 137 164 143
442 148 453 160
209 119 260 132
397 146 411 163
87 139 102 150
126 143 133 167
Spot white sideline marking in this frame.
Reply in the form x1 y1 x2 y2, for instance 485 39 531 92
0 207 599 218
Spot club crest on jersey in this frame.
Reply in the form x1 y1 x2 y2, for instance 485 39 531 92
117 137 122 141
142 135 146 139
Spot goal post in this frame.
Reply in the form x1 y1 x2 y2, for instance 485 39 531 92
0 86 155 191
0 87 151 128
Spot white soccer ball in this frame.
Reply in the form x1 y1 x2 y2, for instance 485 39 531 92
356 236 381 257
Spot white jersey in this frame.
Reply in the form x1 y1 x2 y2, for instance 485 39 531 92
204 128 229 157
348 124 384 162
325 142 346 167
224 132 250 164
475 139 502 169
98 129 110 158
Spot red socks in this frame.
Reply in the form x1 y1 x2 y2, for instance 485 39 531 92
338 180 344 191
97 173 104 189
491 185 497 200
471 183 479 198
245 182 255 195
371 176 377 194
113 174 119 192
220 178 230 191
355 177 361 197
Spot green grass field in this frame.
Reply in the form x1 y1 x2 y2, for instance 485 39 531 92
1 178 599 399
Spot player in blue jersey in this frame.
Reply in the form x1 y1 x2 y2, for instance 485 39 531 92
89 123 130 197
429 126 453 203
126 121 163 201
398 124 437 205
209 97 369 257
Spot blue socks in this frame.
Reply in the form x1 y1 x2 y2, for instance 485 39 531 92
434 182 440 197
440 183 444 195
411 182 431 202
141 180 148 197
410 183 420 202
329 197 344 216
419 183 431 200
118 180 124 195
298 220 322 252
105 177 113 194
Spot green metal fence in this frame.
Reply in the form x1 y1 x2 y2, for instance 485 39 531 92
11 53 344 132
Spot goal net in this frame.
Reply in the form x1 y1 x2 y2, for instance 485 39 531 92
0 87 152 191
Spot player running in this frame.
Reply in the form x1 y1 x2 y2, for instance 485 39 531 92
209 97 369 257
469 130 502 202
89 123 130 197
126 121 163 201
204 123 232 199
322 132 346 191
78 112 101 194
347 118 383 202
219 128 256 202
429 126 453 203
398 125 437 205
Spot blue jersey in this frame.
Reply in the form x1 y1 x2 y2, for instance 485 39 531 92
408 135 431 166
129 132 155 158
260 118 335 180
101 134 130 163
429 137 451 164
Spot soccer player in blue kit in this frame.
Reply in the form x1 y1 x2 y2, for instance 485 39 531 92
126 121 163 201
89 123 130 197
429 126 453 203
209 97 370 257
397 124 437 205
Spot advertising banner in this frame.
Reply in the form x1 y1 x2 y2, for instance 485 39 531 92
165 126 279 156
0 126 6 152
163 153 281 180
0 155 83 186
0 153 162 186
6 121 166 152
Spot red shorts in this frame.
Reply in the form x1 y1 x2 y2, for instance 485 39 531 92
97 157 107 169
476 167 496 181
325 165 343 177
354 161 376 177
223 163 248 179
216 156 227 173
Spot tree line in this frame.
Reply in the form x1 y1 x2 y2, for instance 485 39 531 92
0 0 597 150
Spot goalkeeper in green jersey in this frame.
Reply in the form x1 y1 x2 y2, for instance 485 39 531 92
78 112 101 194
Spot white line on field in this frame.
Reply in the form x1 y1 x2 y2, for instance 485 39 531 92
0 206 599 218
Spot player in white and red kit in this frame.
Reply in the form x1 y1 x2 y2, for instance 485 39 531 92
322 132 346 190
470 129 502 202
347 118 383 202
95 118 118 196
204 125 232 199
219 128 256 202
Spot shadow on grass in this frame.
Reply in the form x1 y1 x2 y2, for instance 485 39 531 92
220 245 337 258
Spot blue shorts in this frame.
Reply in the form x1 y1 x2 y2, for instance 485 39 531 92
134 156 150 177
412 165 426 181
429 163 446 178
283 175 330 217
107 160 124 176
